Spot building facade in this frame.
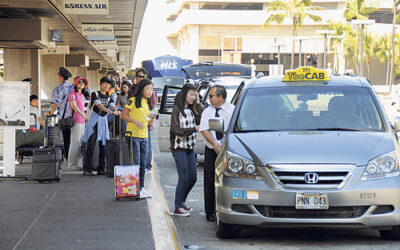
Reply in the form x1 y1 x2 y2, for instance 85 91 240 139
165 0 346 75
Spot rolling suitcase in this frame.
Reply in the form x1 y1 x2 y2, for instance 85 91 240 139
114 137 140 200
32 115 62 183
114 165 140 200
106 117 132 178
81 140 99 171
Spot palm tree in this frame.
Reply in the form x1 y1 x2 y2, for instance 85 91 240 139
322 20 349 73
363 32 379 79
264 0 323 69
344 0 377 21
389 0 400 89
376 35 392 85
344 0 377 75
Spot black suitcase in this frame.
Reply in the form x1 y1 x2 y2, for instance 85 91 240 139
32 115 62 183
106 137 131 177
81 140 100 171
105 117 132 177
32 147 62 182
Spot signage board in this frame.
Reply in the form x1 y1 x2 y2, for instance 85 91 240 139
283 67 330 82
82 24 114 41
42 46 70 55
50 30 62 42
0 81 30 129
63 0 109 15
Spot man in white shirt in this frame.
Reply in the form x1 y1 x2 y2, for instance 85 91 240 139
199 85 235 222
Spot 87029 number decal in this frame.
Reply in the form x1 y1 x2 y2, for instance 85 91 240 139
360 192 376 199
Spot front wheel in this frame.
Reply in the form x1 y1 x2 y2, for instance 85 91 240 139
380 226 400 240
215 214 241 239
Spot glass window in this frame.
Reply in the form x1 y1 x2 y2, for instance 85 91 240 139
151 77 185 89
235 86 384 132
184 64 252 80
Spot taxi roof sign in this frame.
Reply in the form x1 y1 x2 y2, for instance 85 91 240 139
283 67 330 82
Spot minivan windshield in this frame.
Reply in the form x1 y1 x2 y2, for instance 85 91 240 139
235 86 384 132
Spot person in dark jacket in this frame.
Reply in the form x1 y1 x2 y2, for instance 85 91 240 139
170 84 203 216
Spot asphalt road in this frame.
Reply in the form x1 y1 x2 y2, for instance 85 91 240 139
153 145 400 250
0 173 154 250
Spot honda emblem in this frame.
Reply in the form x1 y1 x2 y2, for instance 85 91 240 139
304 173 319 184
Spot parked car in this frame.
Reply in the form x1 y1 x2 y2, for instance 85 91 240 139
210 66 400 240
157 62 253 154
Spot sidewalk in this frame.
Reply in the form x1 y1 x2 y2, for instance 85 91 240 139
0 159 155 250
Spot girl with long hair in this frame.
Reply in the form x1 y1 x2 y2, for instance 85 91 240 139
115 81 131 134
121 79 156 198
68 77 89 171
170 84 203 216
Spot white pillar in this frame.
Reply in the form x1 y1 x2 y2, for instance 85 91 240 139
3 129 16 176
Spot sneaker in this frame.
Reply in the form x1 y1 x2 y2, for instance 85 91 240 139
69 165 83 171
140 188 152 198
83 171 94 176
174 208 191 217
182 203 193 213
97 168 106 175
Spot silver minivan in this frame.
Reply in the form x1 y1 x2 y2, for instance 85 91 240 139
211 67 400 240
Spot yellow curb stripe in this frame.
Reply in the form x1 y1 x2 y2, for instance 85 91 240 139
151 161 181 250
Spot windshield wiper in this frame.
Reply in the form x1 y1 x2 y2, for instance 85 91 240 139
313 128 365 131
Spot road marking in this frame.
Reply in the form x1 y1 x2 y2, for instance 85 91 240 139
146 160 181 250
13 175 65 250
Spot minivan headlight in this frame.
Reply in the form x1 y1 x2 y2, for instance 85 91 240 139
223 151 260 178
361 151 399 181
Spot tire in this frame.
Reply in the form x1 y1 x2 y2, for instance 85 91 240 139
380 226 400 240
215 214 241 239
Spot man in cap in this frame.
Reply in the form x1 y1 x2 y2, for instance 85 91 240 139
50 67 74 161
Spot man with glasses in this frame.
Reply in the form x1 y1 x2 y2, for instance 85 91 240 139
199 85 235 222
50 67 73 160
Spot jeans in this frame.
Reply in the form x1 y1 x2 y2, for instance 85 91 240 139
129 137 148 189
68 123 85 168
62 127 71 160
172 150 197 208
204 146 217 215
146 125 153 170
84 124 106 172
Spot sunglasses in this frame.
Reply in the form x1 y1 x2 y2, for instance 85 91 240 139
136 75 145 79
209 94 217 99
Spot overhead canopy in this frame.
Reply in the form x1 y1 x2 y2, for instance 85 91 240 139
0 0 148 72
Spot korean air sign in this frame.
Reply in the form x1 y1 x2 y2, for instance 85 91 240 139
63 0 109 15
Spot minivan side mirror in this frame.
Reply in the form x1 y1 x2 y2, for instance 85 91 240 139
394 117 400 132
209 118 224 133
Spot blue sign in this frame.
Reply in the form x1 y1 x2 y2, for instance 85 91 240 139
51 30 62 43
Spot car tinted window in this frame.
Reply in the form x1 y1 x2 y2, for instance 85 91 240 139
152 77 185 89
184 64 251 80
235 86 384 132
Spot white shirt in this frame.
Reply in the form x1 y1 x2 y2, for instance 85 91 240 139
199 101 235 149
29 104 41 129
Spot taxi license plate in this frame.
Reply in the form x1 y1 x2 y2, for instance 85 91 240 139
296 193 329 209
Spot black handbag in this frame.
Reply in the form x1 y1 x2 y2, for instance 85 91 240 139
58 92 75 129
